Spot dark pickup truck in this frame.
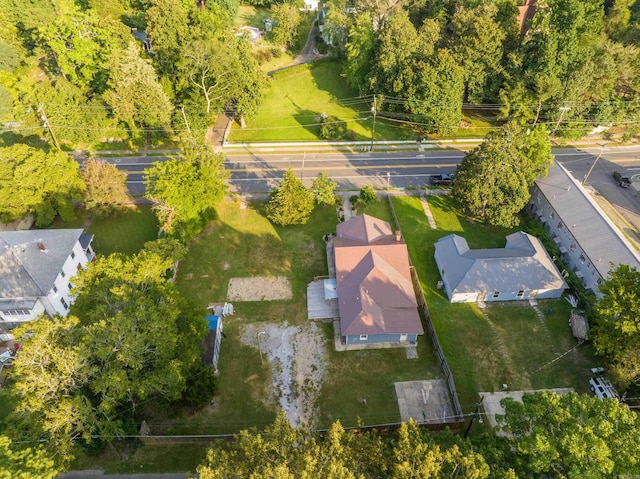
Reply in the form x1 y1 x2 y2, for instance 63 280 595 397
613 171 631 188
430 174 455 187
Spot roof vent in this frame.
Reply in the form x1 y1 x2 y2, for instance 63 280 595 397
395 230 401 242
37 242 46 251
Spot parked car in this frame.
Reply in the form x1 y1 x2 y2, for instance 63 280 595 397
589 376 619 399
430 173 455 187
613 170 631 188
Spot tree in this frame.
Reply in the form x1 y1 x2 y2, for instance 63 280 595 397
145 141 229 236
449 4 505 104
320 115 347 139
271 3 302 49
312 172 337 206
146 0 191 77
593 264 640 388
266 167 315 226
33 79 113 146
0 435 59 479
104 42 173 135
37 8 129 92
344 13 376 94
0 144 85 226
81 159 130 214
452 123 552 227
498 391 640 478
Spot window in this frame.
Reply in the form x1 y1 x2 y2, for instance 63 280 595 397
550 212 555 220
492 291 500 298
60 270 66 278
77 263 82 271
71 251 75 259
359 334 368 341
570 243 576 252
68 283 72 291
52 285 57 294
579 254 586 264
60 298 68 310
517 290 525 298
557 221 563 230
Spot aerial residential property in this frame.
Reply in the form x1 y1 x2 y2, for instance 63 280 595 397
0 229 95 338
528 160 640 295
333 214 423 347
434 231 567 303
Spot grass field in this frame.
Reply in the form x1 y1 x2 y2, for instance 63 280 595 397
230 61 411 142
391 195 600 412
87 207 159 256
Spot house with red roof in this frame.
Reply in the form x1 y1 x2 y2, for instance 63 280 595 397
334 214 423 347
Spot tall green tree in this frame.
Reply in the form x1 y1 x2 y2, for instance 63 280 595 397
452 123 552 227
312 172 337 206
81 159 130 214
271 2 302 49
450 4 505 104
0 144 85 226
498 391 640 478
146 0 190 77
145 141 228 236
33 79 113 145
593 264 640 388
266 167 315 226
37 8 129 92
105 42 173 134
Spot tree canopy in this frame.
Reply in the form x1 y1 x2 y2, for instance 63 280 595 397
81 159 130 214
0 144 85 226
452 123 552 227
266 167 315 226
145 141 229 237
497 391 640 478
593 264 640 389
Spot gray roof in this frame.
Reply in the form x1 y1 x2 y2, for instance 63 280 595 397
535 161 640 277
435 232 566 295
0 229 84 298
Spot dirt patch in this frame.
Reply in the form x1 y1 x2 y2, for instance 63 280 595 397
227 276 292 301
241 322 327 428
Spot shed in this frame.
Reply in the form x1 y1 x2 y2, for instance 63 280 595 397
569 310 589 341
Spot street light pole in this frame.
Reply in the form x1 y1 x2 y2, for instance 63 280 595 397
551 106 571 138
300 152 305 181
582 143 607 186
387 171 391 189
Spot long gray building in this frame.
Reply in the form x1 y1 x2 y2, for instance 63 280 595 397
528 160 640 295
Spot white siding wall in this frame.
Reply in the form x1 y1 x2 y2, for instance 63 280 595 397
45 240 91 317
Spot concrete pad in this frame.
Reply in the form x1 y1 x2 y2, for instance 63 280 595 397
405 347 418 359
395 379 454 424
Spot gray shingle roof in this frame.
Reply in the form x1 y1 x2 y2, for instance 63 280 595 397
435 232 566 294
0 229 84 298
535 161 640 277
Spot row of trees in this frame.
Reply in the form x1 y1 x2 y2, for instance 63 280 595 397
194 391 640 479
0 0 267 147
328 0 640 137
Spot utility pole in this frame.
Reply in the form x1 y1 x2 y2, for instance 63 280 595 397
463 395 484 439
370 95 377 151
37 104 61 152
180 105 192 137
551 106 571 138
582 143 607 186
300 152 306 181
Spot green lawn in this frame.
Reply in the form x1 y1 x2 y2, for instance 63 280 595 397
354 197 394 225
391 195 600 413
230 61 413 142
87 206 159 256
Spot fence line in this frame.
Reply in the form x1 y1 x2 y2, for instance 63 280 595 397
387 195 464 423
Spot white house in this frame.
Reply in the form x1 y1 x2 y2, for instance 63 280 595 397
0 229 95 338
434 232 566 303
528 161 640 295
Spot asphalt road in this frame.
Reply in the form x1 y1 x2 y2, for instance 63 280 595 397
102 146 640 196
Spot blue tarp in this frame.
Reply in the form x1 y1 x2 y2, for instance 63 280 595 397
206 315 220 331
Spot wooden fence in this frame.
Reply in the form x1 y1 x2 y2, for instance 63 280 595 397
387 195 464 424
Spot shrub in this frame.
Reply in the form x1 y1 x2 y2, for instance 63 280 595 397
359 185 376 203
320 115 347 139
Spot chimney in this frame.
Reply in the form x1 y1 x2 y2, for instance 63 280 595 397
395 230 401 242
37 242 46 251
